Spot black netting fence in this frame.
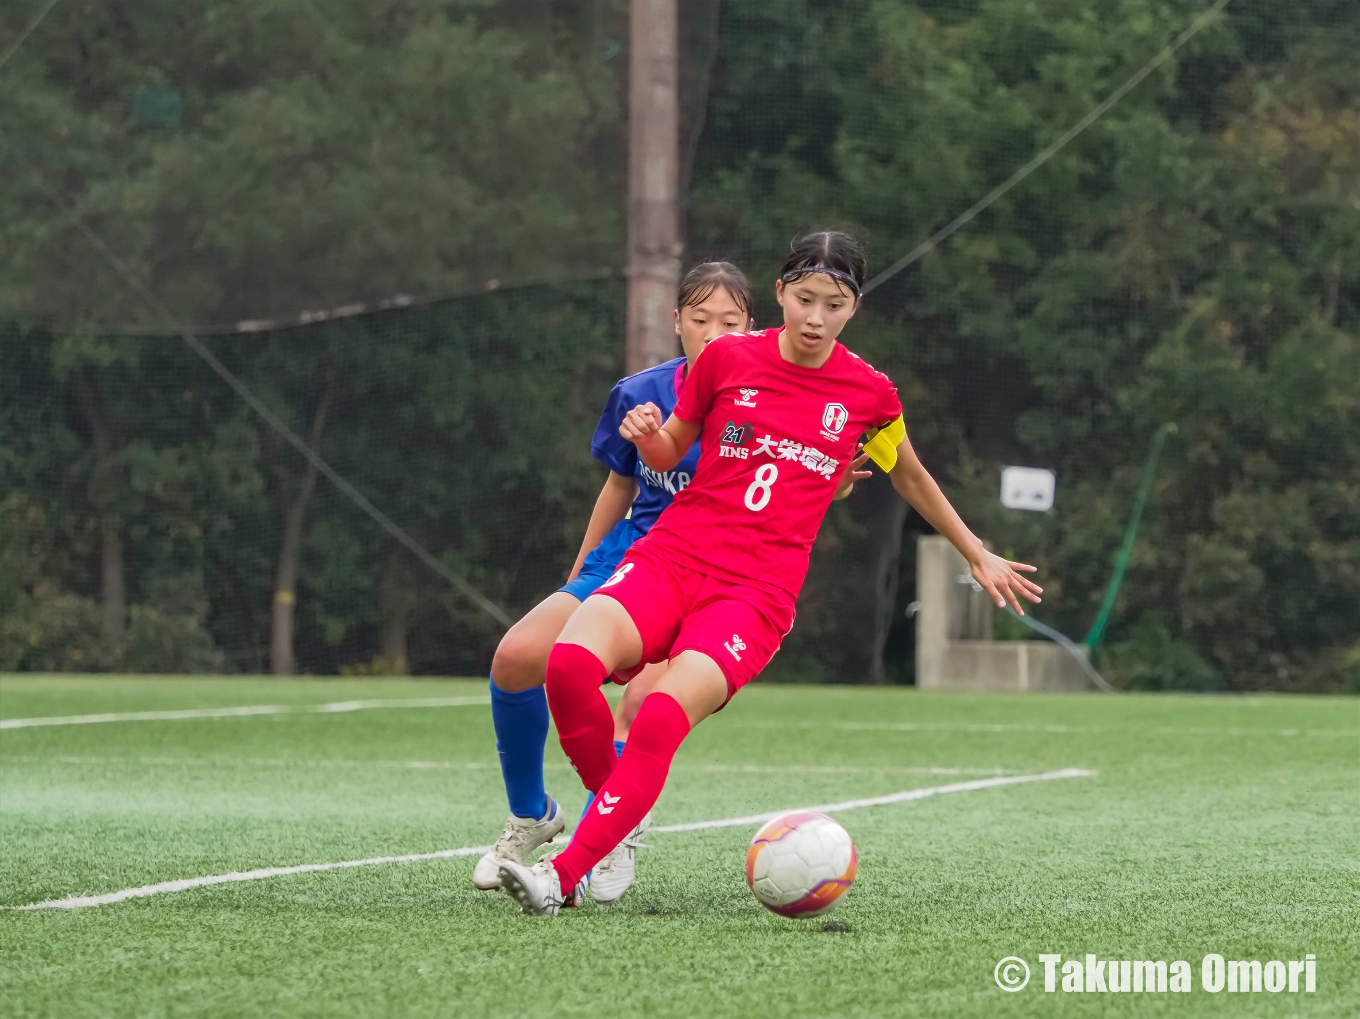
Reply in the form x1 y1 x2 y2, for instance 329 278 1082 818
2 281 625 676
2 0 1357 690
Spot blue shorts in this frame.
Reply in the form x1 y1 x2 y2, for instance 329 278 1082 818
559 518 643 602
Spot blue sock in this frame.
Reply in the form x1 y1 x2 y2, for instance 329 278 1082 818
581 740 628 819
489 677 549 819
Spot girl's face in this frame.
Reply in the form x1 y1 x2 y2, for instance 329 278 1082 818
775 272 859 362
674 286 751 363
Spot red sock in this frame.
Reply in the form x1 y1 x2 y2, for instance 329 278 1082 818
551 692 690 892
544 643 617 794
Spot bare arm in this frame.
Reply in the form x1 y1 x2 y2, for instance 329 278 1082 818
888 433 1043 613
567 471 638 581
619 402 702 472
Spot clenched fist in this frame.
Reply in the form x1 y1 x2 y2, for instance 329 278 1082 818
619 402 665 444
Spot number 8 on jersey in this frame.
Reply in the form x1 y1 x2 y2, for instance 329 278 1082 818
744 463 778 512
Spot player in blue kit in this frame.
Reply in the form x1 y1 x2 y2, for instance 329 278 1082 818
473 262 755 901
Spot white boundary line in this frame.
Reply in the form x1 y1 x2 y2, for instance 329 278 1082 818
9 768 1094 911
0 755 1017 777
654 768 1094 832
10 846 494 911
0 696 489 730
759 720 1358 738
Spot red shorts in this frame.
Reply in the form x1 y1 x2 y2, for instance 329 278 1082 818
591 546 795 702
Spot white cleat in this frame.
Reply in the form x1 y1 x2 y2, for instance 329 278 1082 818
497 853 585 917
591 811 651 904
471 796 566 890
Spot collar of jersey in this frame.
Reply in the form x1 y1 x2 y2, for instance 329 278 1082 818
765 327 844 373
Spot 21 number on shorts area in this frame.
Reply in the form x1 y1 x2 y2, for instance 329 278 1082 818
744 463 779 512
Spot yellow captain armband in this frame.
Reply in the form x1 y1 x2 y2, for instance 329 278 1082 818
863 414 906 472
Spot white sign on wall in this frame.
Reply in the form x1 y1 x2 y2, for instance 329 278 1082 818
1001 466 1056 512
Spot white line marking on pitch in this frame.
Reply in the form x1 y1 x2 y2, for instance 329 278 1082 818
653 768 1095 832
9 846 495 911
1 754 499 771
2 756 1010 777
0 696 489 730
761 720 1358 738
8 768 1094 911
671 764 1017 777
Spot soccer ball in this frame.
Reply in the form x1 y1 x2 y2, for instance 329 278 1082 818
745 811 857 917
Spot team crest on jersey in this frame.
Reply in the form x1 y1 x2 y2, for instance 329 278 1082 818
820 402 849 442
734 388 758 408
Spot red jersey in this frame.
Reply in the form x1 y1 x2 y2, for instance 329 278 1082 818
632 328 903 600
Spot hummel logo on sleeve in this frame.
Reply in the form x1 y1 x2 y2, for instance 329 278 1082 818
596 792 622 815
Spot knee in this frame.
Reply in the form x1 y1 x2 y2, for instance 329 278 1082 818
491 631 546 692
612 668 658 735
625 690 692 756
545 642 606 701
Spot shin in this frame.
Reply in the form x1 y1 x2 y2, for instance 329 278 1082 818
545 643 619 794
550 691 691 891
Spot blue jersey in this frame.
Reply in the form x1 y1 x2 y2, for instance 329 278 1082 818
559 356 699 602
590 356 700 533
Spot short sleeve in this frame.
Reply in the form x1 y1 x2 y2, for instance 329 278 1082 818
589 380 639 476
673 340 721 423
874 370 903 427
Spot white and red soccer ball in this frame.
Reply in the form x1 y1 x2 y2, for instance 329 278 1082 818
745 811 857 917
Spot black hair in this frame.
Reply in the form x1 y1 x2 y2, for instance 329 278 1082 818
676 261 753 320
779 230 866 298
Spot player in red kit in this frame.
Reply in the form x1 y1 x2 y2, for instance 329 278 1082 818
497 231 1042 915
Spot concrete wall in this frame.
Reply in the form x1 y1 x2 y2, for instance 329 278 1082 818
915 536 1089 692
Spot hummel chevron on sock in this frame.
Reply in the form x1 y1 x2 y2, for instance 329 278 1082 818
582 739 628 819
544 643 617 794
551 692 690 892
488 678 550 819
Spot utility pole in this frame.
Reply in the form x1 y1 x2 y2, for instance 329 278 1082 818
626 0 682 374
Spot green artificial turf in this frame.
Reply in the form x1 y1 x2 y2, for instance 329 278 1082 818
1 675 1357 1018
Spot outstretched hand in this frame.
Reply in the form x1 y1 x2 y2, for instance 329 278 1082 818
834 447 872 501
969 550 1043 615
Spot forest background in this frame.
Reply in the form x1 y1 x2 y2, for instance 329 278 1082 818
1 0 1356 691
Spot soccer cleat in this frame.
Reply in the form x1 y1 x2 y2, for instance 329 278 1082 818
497 853 585 917
471 796 566 890
590 811 652 904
